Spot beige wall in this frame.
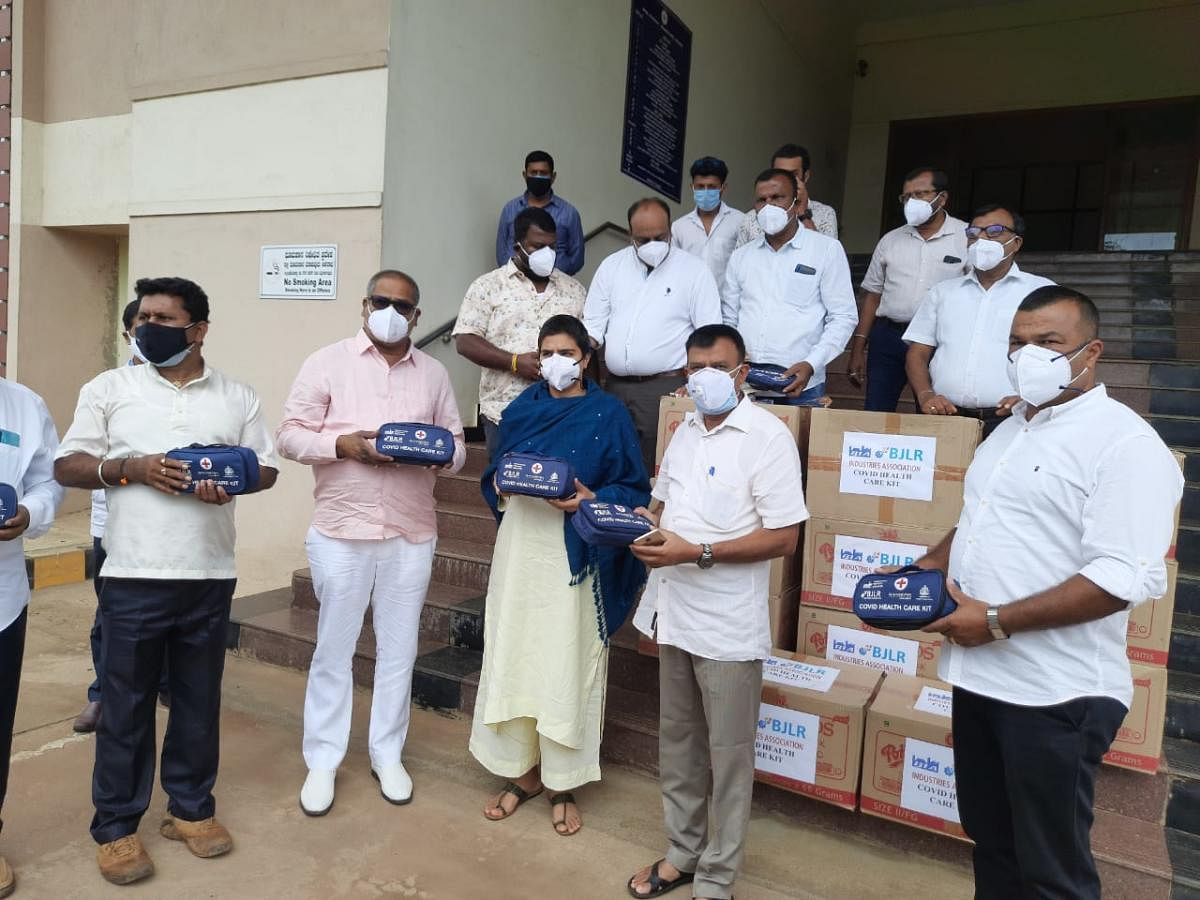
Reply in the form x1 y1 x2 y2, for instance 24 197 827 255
128 207 383 594
841 0 1200 252
383 0 857 420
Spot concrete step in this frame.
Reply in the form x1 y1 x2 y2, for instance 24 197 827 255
435 501 498 544
1167 827 1200 895
1180 575 1200 619
1179 525 1199 570
1169 672 1200 743
1171 615 1200 675
1167 738 1200 836
461 443 488 479
433 471 487 507
430 538 494 592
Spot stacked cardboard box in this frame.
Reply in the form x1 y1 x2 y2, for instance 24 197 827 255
754 654 883 810
797 607 944 679
860 673 967 840
654 397 813 651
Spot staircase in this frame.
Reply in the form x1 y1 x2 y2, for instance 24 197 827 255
225 250 1200 897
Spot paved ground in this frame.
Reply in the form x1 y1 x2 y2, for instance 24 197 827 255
2 580 975 899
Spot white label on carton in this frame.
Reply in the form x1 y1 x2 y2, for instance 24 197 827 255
839 432 937 501
762 656 839 693
914 686 953 718
831 534 929 598
755 702 819 784
900 737 960 823
826 624 919 676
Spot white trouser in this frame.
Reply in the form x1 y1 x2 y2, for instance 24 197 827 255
302 526 435 771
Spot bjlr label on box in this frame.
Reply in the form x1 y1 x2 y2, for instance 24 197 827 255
762 657 839 693
826 624 919 676
914 686 953 718
839 432 937 501
901 737 960 823
755 702 819 784
832 534 929 598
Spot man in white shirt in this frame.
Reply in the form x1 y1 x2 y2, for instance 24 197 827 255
850 167 969 412
913 286 1183 899
723 168 857 406
0 379 64 899
583 198 722 475
735 143 838 242
56 277 279 887
904 205 1053 438
627 324 807 900
671 156 744 300
454 207 586 458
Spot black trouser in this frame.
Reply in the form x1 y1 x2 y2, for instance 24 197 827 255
864 317 911 412
955 407 1006 440
87 539 168 703
0 608 28 829
481 416 501 462
952 687 1127 899
91 577 235 844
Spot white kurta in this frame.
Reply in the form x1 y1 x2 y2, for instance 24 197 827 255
470 494 607 790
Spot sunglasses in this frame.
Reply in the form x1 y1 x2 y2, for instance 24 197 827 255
367 295 417 316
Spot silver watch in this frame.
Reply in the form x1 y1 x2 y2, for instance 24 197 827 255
697 543 715 569
986 605 1008 641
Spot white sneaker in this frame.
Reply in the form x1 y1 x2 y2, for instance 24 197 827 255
299 768 336 816
371 762 413 805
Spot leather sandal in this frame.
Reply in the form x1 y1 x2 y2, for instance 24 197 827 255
626 859 695 898
549 792 580 836
483 781 543 821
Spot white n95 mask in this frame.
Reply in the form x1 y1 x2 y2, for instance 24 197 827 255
757 201 793 236
367 305 410 344
968 237 1015 272
687 367 739 415
524 245 556 278
904 195 940 227
1006 343 1089 407
636 241 669 269
541 354 580 391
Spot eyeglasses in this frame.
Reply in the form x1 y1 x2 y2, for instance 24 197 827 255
965 224 1016 240
898 189 943 203
367 295 417 316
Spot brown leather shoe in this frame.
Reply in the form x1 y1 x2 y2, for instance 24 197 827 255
159 816 233 858
0 853 15 898
96 834 154 885
73 701 101 733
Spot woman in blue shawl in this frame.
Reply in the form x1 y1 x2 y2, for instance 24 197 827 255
471 315 649 838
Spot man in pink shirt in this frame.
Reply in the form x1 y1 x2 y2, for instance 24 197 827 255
276 269 466 816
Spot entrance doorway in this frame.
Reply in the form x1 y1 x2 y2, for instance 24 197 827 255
882 97 1199 252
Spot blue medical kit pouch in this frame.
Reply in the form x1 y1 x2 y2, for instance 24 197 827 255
165 444 260 495
0 483 17 521
745 364 796 392
495 452 576 500
852 565 956 631
571 500 654 546
375 422 456 466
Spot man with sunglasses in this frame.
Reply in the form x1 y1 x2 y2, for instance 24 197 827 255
455 207 586 458
276 269 466 818
850 167 969 412
903 204 1053 438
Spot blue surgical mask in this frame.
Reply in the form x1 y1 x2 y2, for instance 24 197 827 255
694 188 721 212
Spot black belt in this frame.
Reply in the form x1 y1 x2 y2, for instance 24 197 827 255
607 369 686 384
956 406 1001 420
875 317 910 333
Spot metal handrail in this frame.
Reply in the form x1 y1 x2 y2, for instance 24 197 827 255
415 220 630 349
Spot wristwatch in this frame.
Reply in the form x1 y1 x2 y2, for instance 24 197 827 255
697 543 715 569
986 605 1008 641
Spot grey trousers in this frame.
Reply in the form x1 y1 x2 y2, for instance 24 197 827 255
606 374 685 478
658 644 763 900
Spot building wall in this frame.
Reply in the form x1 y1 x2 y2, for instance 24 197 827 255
840 0 1200 252
382 0 857 423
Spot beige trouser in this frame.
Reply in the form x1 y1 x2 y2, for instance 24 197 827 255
658 644 763 900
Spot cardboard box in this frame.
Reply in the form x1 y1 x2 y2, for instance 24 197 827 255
1103 663 1167 774
754 654 883 810
655 396 813 478
797 607 944 679
1127 560 1177 667
800 517 949 611
638 586 801 657
805 409 980 529
1169 451 1186 561
860 673 968 841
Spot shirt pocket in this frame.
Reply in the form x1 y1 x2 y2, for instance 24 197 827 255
783 266 820 310
698 473 748 528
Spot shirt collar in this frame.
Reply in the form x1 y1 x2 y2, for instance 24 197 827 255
518 193 558 210
967 259 1023 290
1017 383 1108 425
355 328 414 364
688 394 756 435
905 212 960 241
145 361 211 391
504 258 559 286
687 202 734 225
756 224 807 252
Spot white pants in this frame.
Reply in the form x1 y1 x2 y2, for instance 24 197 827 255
302 526 434 771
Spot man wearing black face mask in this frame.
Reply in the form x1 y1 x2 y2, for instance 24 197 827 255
457 207 586 458
495 150 584 276
54 276 279 887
